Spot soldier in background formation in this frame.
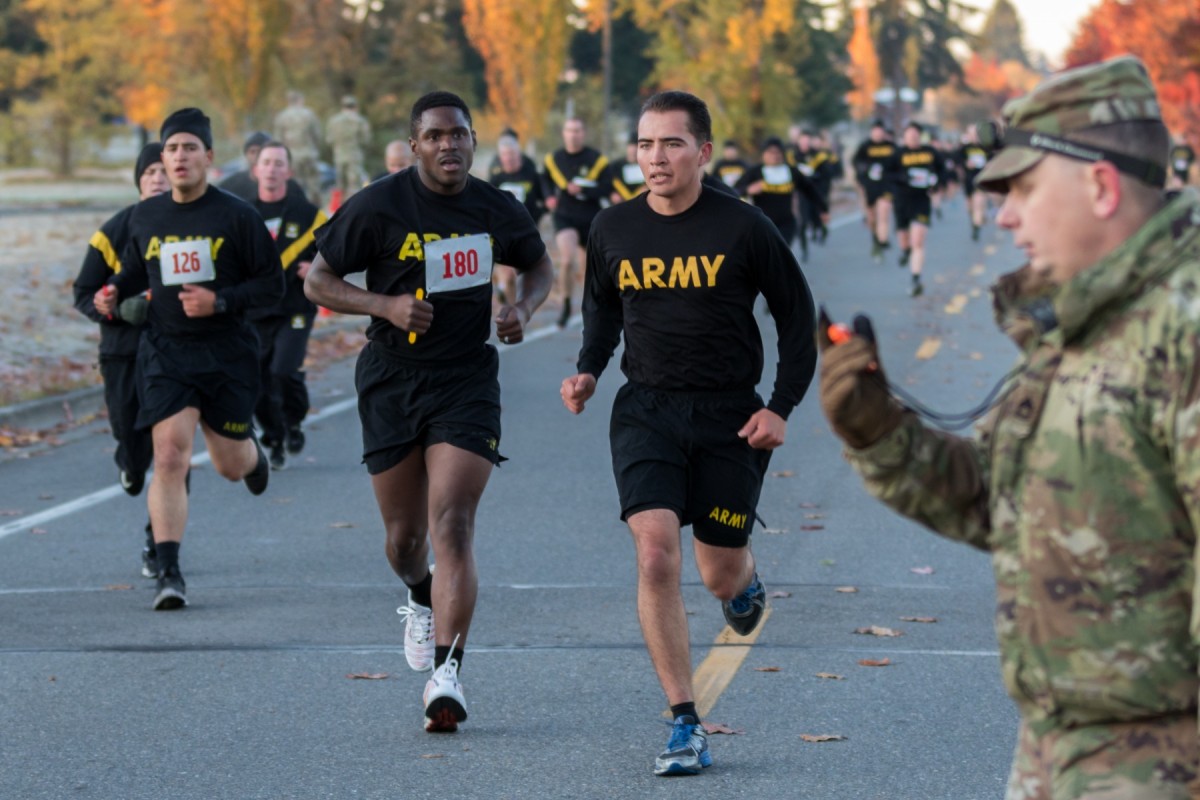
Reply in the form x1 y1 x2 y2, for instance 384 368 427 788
326 95 372 202
274 90 323 206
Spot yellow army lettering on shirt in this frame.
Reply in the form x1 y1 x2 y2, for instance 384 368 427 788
708 506 748 528
867 145 895 159
397 232 496 261
901 150 936 168
144 236 226 261
617 254 725 291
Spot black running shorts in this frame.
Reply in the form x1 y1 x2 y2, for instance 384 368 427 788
864 185 892 208
135 328 259 439
355 342 503 475
894 193 932 230
609 382 771 549
552 214 593 249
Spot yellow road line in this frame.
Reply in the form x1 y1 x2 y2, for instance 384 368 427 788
664 607 772 719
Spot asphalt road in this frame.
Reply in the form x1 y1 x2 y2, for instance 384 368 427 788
1 197 1025 799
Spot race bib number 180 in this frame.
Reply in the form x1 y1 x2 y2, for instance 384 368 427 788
160 240 216 286
424 233 494 295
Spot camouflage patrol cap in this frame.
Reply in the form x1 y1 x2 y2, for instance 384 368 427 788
976 55 1164 192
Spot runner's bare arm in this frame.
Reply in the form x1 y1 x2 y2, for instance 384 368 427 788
304 252 433 333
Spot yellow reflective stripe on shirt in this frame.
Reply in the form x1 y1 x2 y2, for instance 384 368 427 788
613 179 638 201
586 155 609 182
279 210 327 271
89 230 122 274
544 154 570 190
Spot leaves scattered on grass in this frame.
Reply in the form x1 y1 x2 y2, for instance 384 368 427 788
854 625 903 638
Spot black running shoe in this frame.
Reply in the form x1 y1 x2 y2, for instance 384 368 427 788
971 224 980 242
153 565 187 610
269 442 286 471
557 296 571 329
899 248 911 267
722 573 766 636
141 546 159 579
119 469 145 497
911 276 924 297
285 425 305 455
244 439 269 496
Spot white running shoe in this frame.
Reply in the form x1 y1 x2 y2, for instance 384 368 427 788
423 656 467 733
397 596 435 672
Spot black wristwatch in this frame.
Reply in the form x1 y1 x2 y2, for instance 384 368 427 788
213 295 228 314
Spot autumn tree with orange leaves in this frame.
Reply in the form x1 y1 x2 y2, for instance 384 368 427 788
1066 0 1200 145
461 0 570 140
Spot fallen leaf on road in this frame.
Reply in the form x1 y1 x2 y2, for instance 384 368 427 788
800 524 825 531
702 722 744 735
858 658 892 667
910 566 935 575
329 522 355 529
346 672 388 680
804 513 825 520
854 626 903 637
943 294 969 315
30 527 47 535
915 337 942 360
419 754 444 759
815 672 845 680
801 734 846 743
836 586 858 593
984 245 997 256
771 470 794 478
820 559 836 567
768 590 792 599
970 352 984 360
754 666 782 672
104 584 133 591
970 264 986 276
0 509 21 516
799 502 819 509
270 497 293 505
38 493 54 500
900 616 938 623
763 527 788 535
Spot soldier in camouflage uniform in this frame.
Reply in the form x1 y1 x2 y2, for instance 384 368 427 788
819 55 1200 799
273 90 323 206
326 95 371 201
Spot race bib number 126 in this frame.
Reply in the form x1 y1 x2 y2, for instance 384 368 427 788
424 233 494 294
160 240 216 286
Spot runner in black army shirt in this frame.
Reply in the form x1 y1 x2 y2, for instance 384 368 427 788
607 132 648 202
305 91 553 734
95 108 283 612
542 118 609 327
887 122 945 296
73 142 168 578
957 127 992 241
561 91 816 778
852 120 898 260
709 140 750 189
247 141 327 470
488 133 544 306
734 136 826 263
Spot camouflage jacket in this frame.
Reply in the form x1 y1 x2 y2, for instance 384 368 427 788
848 191 1200 730
325 110 370 163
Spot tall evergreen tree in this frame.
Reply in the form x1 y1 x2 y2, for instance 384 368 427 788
979 0 1028 66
